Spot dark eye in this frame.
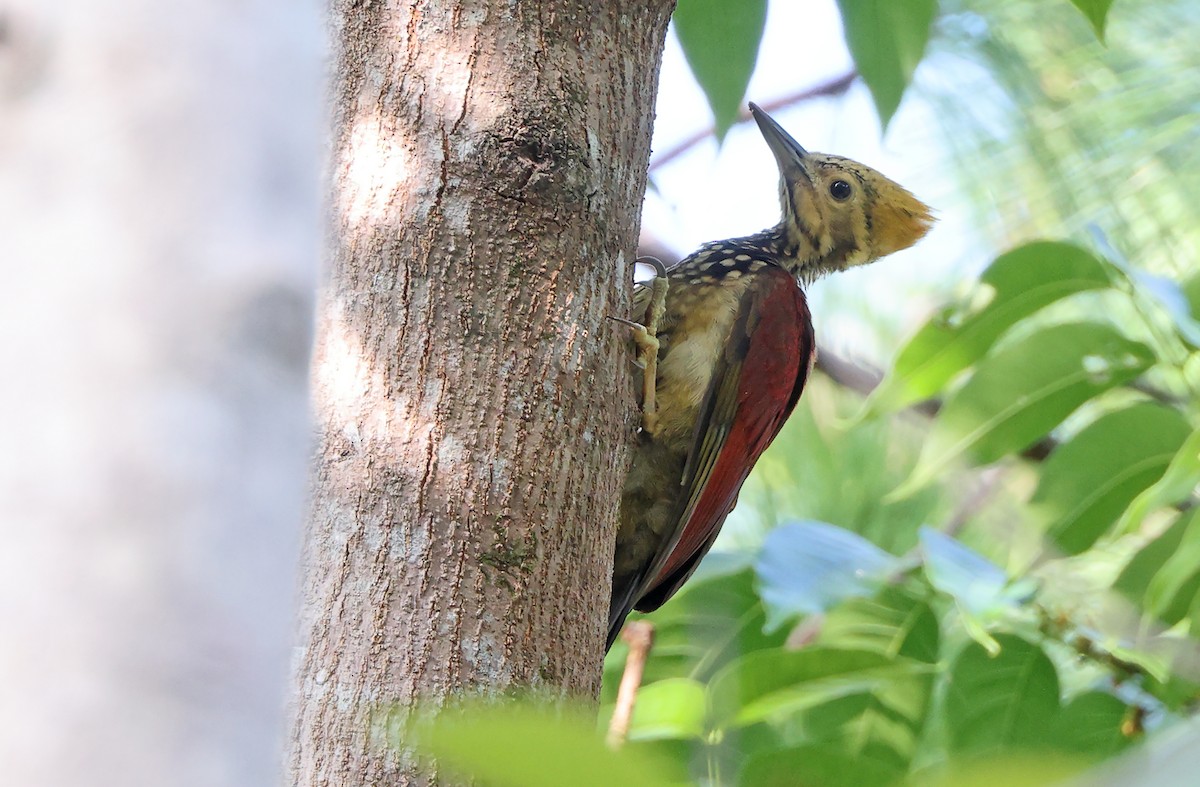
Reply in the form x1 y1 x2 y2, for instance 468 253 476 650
829 179 852 201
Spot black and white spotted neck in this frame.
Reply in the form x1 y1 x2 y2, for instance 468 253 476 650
668 226 799 284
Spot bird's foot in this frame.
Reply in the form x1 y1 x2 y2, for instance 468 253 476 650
608 316 661 435
610 257 670 436
637 256 669 339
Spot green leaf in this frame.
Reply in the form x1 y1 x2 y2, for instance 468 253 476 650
802 686 932 770
673 0 766 140
1188 592 1200 638
710 647 932 773
1032 403 1191 554
1068 0 1114 40
1114 512 1192 605
870 242 1113 414
739 743 902 787
627 678 707 741
818 587 940 664
891 322 1154 499
946 635 1061 756
1182 271 1200 320
1143 509 1200 626
755 521 901 631
416 704 676 787
606 567 786 691
1139 668 1200 713
707 647 927 730
910 755 1090 787
835 0 936 128
1052 691 1133 758
1116 426 1200 536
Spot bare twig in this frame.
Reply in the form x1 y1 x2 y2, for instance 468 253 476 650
648 71 858 172
605 621 655 749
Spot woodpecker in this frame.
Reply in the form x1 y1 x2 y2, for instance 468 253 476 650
609 103 933 649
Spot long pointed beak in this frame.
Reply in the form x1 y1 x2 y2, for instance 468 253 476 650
749 102 809 177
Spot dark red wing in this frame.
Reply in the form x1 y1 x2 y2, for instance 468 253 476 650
636 265 815 611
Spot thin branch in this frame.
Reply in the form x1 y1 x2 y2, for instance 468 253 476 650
648 71 858 172
605 621 655 750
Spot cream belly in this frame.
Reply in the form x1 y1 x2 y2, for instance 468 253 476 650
648 274 753 443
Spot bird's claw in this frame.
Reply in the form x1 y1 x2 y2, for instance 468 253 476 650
606 315 659 372
635 255 669 280
606 315 643 330
609 257 670 437
635 257 669 339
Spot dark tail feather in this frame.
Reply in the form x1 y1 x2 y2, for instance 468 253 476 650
606 582 639 651
606 610 629 651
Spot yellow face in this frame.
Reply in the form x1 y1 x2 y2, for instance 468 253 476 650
749 103 933 277
783 153 934 273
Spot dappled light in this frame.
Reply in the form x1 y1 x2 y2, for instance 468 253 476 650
335 14 513 234
340 112 412 228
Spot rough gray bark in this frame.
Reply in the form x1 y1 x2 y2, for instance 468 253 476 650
289 0 673 782
0 2 320 786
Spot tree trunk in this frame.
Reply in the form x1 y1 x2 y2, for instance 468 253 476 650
288 0 673 782
0 2 319 786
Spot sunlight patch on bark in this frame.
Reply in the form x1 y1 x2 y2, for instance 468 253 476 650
340 113 411 227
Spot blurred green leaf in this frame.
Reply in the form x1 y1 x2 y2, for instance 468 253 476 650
708 647 927 729
1139 667 1200 713
755 521 901 631
416 704 676 787
709 644 932 774
908 755 1087 787
1142 509 1200 627
1068 0 1114 40
739 743 902 787
892 322 1154 498
818 587 940 664
1114 512 1192 607
673 0 766 140
1032 403 1190 554
1116 426 1200 536
801 679 932 771
1182 272 1200 320
625 678 708 741
870 242 1112 415
1052 691 1134 757
945 635 1060 756
836 0 936 127
605 568 787 695
615 739 698 784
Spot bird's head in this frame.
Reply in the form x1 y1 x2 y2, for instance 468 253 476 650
749 103 934 281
